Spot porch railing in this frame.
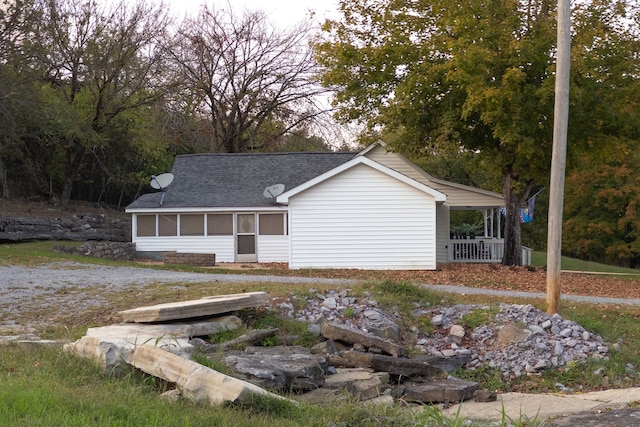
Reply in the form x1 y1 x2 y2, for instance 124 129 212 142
448 238 532 265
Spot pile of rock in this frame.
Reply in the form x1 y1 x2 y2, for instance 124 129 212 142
64 291 483 408
62 287 611 409
280 289 610 380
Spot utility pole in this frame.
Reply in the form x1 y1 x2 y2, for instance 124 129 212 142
546 0 571 314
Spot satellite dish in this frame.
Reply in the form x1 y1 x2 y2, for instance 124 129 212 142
150 173 174 190
263 183 285 199
150 173 174 206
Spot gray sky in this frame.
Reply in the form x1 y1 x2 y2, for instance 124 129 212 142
166 0 339 28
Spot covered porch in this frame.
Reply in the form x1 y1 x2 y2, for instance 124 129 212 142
361 145 532 266
445 208 532 265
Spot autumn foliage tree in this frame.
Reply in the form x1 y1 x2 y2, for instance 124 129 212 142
315 0 640 265
564 143 640 268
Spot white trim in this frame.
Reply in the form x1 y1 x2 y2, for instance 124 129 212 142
276 156 446 204
126 206 288 214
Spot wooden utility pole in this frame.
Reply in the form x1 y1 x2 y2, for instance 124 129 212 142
546 0 571 314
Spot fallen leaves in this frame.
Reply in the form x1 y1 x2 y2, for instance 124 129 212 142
259 262 640 300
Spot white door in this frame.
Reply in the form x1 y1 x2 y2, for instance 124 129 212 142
236 213 257 262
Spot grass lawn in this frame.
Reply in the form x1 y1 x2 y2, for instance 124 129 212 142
2 242 640 426
532 251 640 274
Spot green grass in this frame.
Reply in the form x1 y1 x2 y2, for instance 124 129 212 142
3 242 640 425
0 345 444 427
532 251 640 274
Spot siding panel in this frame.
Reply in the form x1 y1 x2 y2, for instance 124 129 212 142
289 163 436 270
257 236 289 262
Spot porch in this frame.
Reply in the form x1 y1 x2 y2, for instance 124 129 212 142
448 237 532 265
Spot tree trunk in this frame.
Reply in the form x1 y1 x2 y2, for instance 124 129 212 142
60 174 73 210
0 156 9 199
501 172 535 266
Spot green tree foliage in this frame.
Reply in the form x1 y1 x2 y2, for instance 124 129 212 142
29 0 174 207
315 0 640 265
564 141 640 268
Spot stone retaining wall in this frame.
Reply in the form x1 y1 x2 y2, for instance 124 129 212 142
54 242 137 261
163 252 216 267
0 214 131 243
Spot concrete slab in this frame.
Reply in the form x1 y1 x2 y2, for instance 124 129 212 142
130 345 293 406
64 316 242 371
441 388 640 423
118 291 268 323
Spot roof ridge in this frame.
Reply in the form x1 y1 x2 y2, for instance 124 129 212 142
176 151 357 158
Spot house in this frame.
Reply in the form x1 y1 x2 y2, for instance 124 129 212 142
126 143 513 270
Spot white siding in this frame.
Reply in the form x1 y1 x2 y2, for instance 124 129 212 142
133 236 235 262
365 146 504 207
436 204 450 264
257 236 289 262
288 163 437 270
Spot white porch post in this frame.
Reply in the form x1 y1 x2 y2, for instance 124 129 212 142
483 209 489 237
497 209 502 239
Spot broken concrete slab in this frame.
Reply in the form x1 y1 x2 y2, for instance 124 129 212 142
224 346 329 392
86 315 242 341
321 322 405 357
118 292 268 323
64 315 242 371
414 354 471 373
323 368 390 400
294 368 390 404
130 344 292 406
340 351 445 377
64 336 128 372
403 378 479 403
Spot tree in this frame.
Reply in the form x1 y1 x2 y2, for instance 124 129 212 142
564 141 640 268
167 6 329 153
0 0 42 199
28 0 172 209
316 0 640 265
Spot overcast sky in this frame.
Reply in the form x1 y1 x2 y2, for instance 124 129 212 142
165 0 340 28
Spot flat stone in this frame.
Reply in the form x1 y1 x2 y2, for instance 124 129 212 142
322 368 390 400
495 325 529 348
118 292 268 323
311 339 339 355
321 322 405 357
64 336 133 373
403 378 479 403
64 316 242 371
340 351 444 377
414 354 471 373
224 346 328 392
449 325 465 338
130 345 291 405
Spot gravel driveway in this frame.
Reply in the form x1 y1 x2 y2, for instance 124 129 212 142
2 261 638 340
0 262 351 338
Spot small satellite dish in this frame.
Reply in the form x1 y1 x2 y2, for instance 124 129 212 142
150 173 174 190
263 183 285 199
150 173 174 206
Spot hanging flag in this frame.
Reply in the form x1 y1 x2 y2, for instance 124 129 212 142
520 195 536 223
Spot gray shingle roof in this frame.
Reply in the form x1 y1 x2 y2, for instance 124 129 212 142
127 152 357 210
